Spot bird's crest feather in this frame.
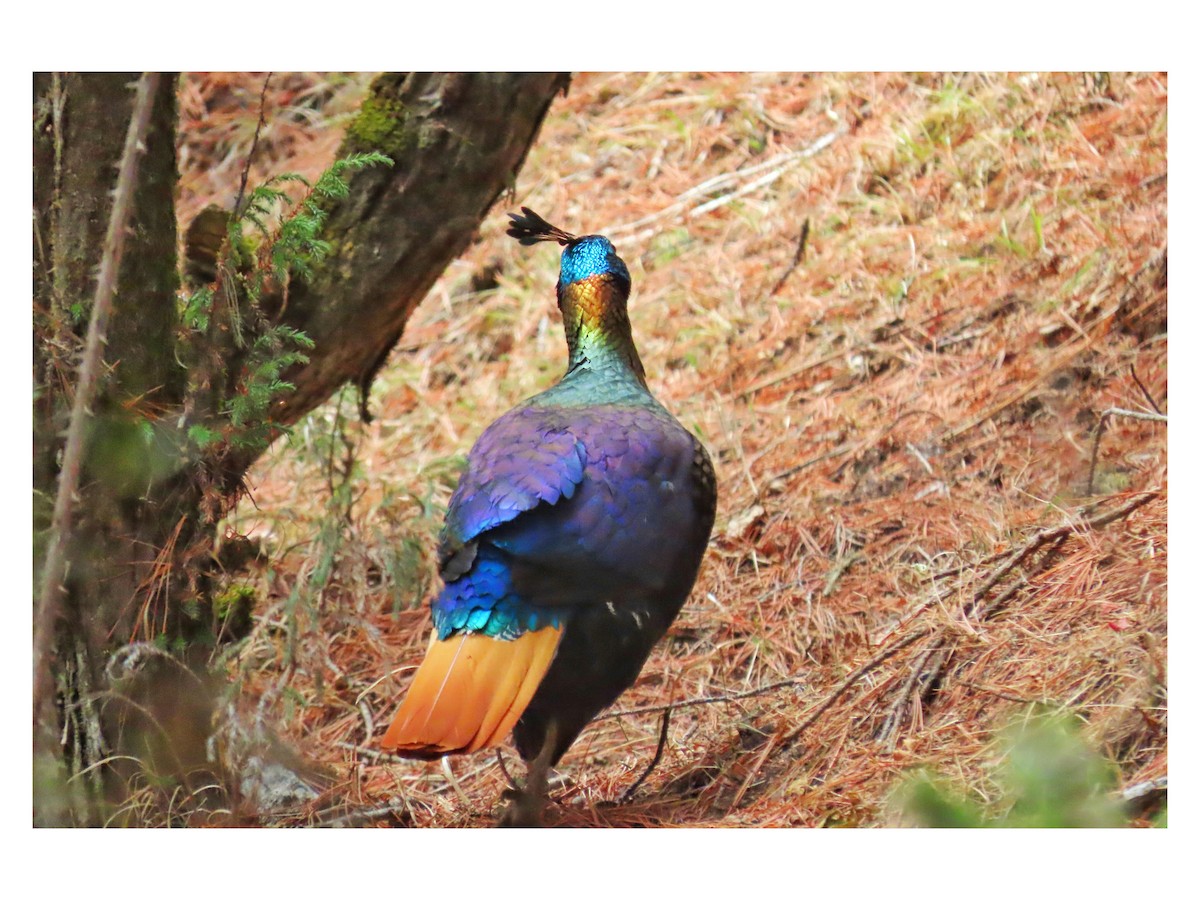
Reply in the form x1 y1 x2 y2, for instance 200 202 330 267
507 207 578 246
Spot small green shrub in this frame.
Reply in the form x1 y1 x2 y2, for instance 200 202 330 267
894 711 1139 827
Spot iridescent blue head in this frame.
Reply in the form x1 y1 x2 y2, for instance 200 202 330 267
506 207 646 384
558 235 631 291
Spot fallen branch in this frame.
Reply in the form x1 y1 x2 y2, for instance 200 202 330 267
779 628 932 751
873 492 1157 746
768 443 857 484
884 491 1160 642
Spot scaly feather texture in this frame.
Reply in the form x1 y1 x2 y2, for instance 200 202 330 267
382 210 717 823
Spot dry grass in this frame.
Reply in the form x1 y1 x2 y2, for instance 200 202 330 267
180 72 1167 827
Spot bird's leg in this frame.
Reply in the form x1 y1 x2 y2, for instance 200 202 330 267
497 722 558 827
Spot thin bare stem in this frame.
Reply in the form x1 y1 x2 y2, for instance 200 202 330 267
596 673 809 721
769 217 811 297
620 707 672 803
233 73 272 217
1129 364 1163 416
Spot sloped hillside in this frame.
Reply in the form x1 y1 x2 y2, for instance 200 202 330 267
181 72 1166 827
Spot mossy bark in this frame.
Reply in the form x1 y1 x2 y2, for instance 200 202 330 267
34 73 186 824
269 72 570 427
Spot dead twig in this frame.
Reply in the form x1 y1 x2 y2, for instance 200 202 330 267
890 492 1159 640
769 444 857 484
1121 776 1167 803
620 707 672 803
1129 364 1163 416
769 217 811 297
333 741 409 765
959 680 1036 704
906 442 935 477
232 73 272 217
823 551 863 598
779 628 932 751
728 729 784 810
876 641 942 750
1087 407 1167 495
310 799 410 828
596 673 809 722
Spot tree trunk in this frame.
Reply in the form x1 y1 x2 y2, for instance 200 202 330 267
272 72 569 427
34 72 184 825
32 72 567 825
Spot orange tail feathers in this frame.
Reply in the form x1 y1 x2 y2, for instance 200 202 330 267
380 626 563 757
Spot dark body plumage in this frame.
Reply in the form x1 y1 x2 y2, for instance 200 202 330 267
382 210 716 822
464 390 715 764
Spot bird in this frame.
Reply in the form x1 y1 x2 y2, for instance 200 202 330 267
381 207 717 825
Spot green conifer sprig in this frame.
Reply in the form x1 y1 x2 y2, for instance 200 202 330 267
180 151 392 457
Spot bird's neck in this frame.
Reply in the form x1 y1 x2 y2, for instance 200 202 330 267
559 275 647 387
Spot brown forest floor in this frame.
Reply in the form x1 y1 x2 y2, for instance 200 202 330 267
180 72 1167 827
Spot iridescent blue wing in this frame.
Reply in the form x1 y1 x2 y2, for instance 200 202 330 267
438 406 587 580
